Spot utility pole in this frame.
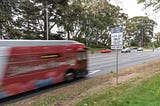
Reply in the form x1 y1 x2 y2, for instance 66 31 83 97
45 1 49 40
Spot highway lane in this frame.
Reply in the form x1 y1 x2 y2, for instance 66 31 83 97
88 50 160 77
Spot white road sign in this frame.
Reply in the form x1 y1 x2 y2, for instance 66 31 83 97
111 27 123 49
111 32 123 45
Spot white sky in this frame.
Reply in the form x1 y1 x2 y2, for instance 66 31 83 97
110 0 160 33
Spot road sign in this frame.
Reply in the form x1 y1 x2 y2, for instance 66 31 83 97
110 27 124 85
111 27 123 49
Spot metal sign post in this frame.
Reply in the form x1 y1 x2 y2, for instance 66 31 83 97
116 49 119 85
111 27 123 85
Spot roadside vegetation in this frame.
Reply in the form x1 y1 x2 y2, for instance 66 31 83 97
1 0 160 49
76 72 160 106
7 59 160 106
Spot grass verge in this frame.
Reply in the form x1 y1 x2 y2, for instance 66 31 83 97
76 70 160 106
76 72 160 106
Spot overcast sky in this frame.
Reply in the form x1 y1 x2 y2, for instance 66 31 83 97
110 0 160 33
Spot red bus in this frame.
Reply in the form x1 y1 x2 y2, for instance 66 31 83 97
0 40 88 99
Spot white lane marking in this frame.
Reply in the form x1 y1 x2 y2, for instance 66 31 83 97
89 70 101 75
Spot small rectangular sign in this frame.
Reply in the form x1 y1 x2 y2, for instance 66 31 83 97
111 27 123 33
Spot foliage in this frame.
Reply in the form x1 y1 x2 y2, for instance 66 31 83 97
137 0 160 11
154 32 160 47
0 0 157 48
70 0 127 46
0 0 69 39
130 36 139 47
0 0 21 38
137 0 160 47
0 0 127 42
128 16 156 47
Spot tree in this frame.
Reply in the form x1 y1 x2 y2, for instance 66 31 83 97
0 0 22 39
0 0 128 48
137 0 160 10
67 0 127 47
9 0 69 40
55 1 81 40
129 16 156 47
155 32 160 47
124 20 137 46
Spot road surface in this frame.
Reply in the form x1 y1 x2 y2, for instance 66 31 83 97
88 50 160 77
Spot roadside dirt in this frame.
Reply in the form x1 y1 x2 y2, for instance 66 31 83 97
6 59 160 106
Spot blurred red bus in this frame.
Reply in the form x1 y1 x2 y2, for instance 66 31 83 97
0 40 88 99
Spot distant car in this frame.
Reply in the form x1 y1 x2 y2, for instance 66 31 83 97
131 47 138 50
137 47 143 51
100 49 112 53
121 48 131 53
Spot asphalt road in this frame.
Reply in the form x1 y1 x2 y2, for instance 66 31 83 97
88 50 160 77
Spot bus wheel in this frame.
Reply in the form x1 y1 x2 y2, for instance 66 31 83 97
64 71 75 82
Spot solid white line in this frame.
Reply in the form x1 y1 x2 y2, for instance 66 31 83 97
89 70 101 75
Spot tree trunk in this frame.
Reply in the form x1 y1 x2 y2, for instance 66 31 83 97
67 30 70 40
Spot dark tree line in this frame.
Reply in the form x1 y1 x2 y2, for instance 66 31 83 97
0 0 157 48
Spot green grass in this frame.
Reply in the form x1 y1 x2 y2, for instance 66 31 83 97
76 74 160 106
